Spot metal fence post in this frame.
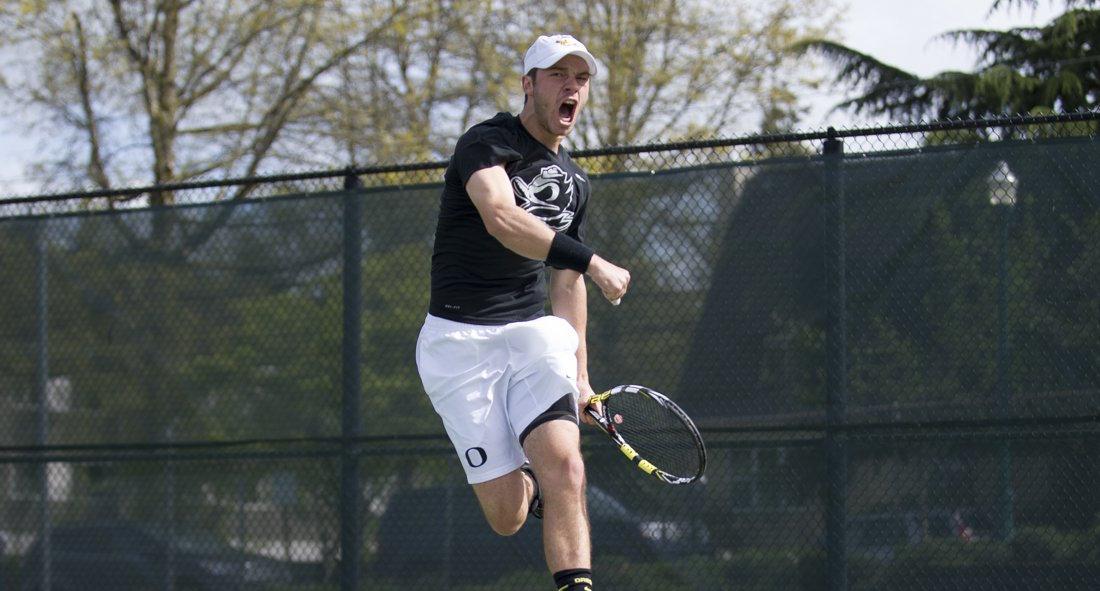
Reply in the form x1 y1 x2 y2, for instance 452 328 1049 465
823 128 848 591
340 172 364 591
29 222 53 591
995 191 1015 541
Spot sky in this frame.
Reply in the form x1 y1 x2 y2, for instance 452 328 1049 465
0 0 1068 196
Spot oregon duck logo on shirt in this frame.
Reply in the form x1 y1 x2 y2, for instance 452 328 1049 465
512 165 579 231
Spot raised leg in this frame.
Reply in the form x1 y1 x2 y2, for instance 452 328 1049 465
522 419 590 571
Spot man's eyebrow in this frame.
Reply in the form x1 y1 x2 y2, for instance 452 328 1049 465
546 65 591 75
552 70 591 79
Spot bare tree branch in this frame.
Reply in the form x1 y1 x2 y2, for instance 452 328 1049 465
179 6 406 256
68 13 112 191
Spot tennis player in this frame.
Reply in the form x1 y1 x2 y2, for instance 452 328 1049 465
415 34 629 591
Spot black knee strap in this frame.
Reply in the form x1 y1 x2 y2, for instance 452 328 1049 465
519 394 577 446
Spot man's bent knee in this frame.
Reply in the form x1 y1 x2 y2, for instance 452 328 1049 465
540 453 586 497
523 420 586 495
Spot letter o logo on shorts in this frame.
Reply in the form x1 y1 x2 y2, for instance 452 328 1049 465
464 447 488 468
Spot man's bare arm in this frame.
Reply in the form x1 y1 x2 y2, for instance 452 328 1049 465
550 268 589 383
550 267 600 424
466 166 631 303
466 165 556 260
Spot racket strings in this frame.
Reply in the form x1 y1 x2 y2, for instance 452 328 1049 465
607 392 701 478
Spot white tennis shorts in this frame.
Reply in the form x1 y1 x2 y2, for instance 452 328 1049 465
416 314 581 484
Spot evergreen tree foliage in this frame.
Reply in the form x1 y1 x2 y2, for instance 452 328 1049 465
797 1 1100 118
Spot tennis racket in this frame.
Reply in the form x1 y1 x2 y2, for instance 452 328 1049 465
584 385 706 485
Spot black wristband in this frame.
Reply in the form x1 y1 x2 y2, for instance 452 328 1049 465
545 232 594 273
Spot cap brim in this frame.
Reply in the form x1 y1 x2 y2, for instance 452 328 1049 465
529 50 599 76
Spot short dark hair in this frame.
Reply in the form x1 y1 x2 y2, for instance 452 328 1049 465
523 68 539 106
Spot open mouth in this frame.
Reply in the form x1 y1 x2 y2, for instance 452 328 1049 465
558 99 578 123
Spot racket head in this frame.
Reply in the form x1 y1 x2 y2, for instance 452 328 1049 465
586 384 706 485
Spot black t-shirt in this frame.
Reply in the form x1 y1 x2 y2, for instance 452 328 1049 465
429 112 590 325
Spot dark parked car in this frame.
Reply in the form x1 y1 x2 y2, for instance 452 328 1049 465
20 521 292 591
369 483 711 584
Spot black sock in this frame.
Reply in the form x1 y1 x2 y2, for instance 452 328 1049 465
553 568 593 591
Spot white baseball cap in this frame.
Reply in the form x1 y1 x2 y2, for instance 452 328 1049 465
523 34 599 76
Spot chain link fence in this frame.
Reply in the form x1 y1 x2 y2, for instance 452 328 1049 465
1 113 1098 590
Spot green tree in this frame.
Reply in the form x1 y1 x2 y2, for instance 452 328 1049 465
279 0 844 164
1 0 842 196
544 0 841 147
286 0 529 166
797 0 1100 119
0 0 404 196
